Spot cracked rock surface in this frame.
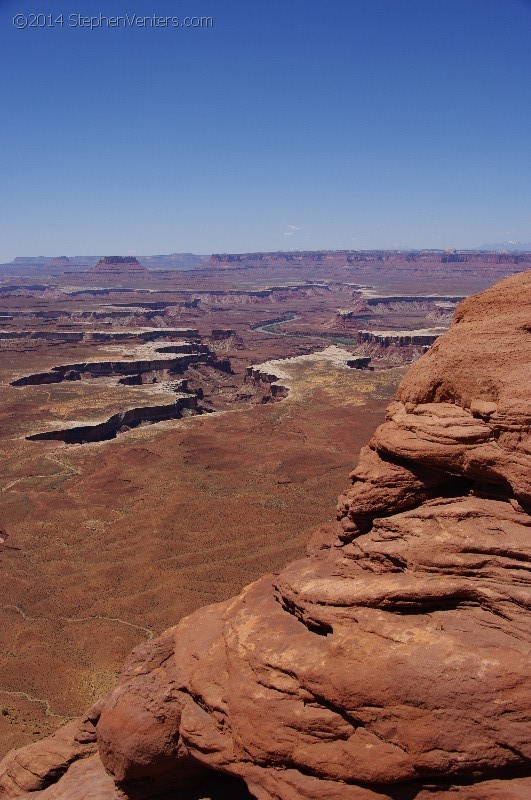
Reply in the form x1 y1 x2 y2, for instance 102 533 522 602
1 271 530 798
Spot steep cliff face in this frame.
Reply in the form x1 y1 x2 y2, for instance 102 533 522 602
1 272 530 799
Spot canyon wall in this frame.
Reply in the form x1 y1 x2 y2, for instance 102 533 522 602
209 249 531 268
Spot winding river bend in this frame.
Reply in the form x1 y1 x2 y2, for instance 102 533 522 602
252 313 358 345
252 313 299 334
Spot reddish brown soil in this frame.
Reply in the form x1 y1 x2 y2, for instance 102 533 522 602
0 326 402 756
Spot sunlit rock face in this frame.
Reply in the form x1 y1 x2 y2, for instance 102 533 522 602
1 271 530 799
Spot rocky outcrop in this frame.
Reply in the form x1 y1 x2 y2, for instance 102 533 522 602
345 356 373 369
25 394 200 444
355 329 443 347
0 711 101 796
88 257 148 275
0 329 199 344
245 365 289 400
46 257 71 268
364 295 464 305
10 346 217 387
1 272 530 799
88 328 200 343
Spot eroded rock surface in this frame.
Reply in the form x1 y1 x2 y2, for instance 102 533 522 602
1 272 530 798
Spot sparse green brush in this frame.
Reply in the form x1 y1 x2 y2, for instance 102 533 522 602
1 708 8 716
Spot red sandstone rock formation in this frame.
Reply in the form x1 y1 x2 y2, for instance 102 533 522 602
88 256 148 275
1 272 530 799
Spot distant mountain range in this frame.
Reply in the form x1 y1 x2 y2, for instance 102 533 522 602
478 242 531 251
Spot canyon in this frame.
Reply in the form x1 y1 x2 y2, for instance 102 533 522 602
0 253 529 797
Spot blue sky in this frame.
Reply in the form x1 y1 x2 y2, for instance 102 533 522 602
0 0 530 260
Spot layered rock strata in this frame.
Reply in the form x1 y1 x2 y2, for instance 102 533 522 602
1 272 530 799
355 329 442 347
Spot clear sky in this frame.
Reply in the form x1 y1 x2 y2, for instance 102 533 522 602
0 0 530 260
